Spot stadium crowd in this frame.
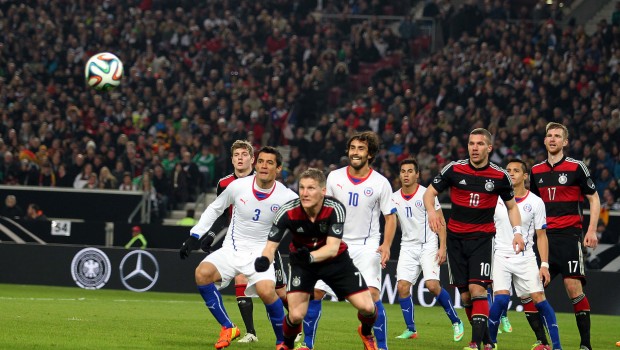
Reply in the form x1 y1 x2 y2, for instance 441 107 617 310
0 0 619 226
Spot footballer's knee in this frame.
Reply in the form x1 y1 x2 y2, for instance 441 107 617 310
425 279 441 295
563 278 584 299
397 280 412 298
313 288 326 301
195 262 216 285
369 287 381 302
530 291 546 304
256 281 278 304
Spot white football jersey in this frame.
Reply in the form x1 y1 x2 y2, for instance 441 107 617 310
494 191 546 258
326 167 395 246
392 185 441 245
191 175 298 252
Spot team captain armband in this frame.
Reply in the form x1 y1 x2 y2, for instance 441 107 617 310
512 226 523 235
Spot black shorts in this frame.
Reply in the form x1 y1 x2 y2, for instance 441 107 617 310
447 234 493 291
288 251 368 301
544 234 586 283
274 250 287 289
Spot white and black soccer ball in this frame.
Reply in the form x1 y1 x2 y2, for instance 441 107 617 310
84 52 123 91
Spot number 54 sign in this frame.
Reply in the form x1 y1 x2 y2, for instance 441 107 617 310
51 220 72 236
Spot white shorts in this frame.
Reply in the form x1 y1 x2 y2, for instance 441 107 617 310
396 243 440 284
492 253 543 298
203 246 275 297
316 244 381 294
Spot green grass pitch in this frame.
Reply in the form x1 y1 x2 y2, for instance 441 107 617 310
0 284 618 349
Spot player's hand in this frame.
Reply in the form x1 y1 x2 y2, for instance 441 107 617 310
200 231 216 253
583 230 598 249
179 236 199 259
539 266 551 287
377 244 390 268
290 246 312 265
427 211 445 235
254 256 270 272
512 233 525 254
436 246 447 265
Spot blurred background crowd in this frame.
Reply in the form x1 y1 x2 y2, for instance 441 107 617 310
0 0 619 232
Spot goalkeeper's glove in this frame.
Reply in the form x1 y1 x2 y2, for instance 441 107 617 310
200 231 216 253
254 256 270 272
290 246 313 265
179 236 199 259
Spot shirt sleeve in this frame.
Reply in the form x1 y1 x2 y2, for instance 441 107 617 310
328 199 346 239
268 200 294 243
533 197 547 230
379 178 397 215
189 184 234 238
529 170 540 197
576 160 597 195
498 172 515 202
432 162 454 193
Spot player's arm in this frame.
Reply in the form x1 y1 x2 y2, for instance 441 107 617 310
255 223 287 272
180 188 231 259
310 236 341 262
436 208 447 265
378 213 396 268
535 228 551 286
423 184 444 234
504 197 524 254
583 191 601 248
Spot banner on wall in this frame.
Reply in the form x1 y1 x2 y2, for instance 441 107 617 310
0 243 619 315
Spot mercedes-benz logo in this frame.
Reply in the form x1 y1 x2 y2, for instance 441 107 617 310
119 250 159 292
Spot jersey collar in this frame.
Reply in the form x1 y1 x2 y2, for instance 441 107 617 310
400 185 419 201
515 190 529 203
467 159 490 171
346 166 373 185
252 176 276 201
545 155 566 169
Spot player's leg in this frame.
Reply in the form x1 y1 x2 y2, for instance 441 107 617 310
420 247 463 341
234 274 257 342
466 237 494 349
488 254 511 344
348 291 379 350
253 271 285 346
395 247 419 339
301 287 326 349
555 236 590 350
530 292 561 350
396 279 417 338
488 290 509 344
195 253 240 349
282 292 310 349
521 297 549 348
350 245 388 350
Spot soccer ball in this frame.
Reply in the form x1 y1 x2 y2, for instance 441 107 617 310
85 52 123 91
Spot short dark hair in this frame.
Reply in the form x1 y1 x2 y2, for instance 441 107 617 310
256 146 283 167
399 158 419 173
506 158 528 173
346 131 380 163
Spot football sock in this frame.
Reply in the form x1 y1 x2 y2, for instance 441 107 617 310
437 288 461 324
265 298 285 343
572 294 591 349
282 315 302 348
398 296 416 332
374 300 388 349
303 299 322 349
197 283 233 328
522 298 548 345
471 296 490 346
358 305 378 336
536 299 561 350
235 284 255 335
488 294 509 343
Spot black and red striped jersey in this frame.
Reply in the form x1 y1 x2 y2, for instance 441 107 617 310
529 156 596 236
432 160 514 238
268 196 348 259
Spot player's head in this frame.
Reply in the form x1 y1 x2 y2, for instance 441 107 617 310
231 140 254 173
399 158 420 188
298 168 327 210
544 122 568 156
505 158 528 188
255 146 282 185
468 128 493 167
346 131 380 169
